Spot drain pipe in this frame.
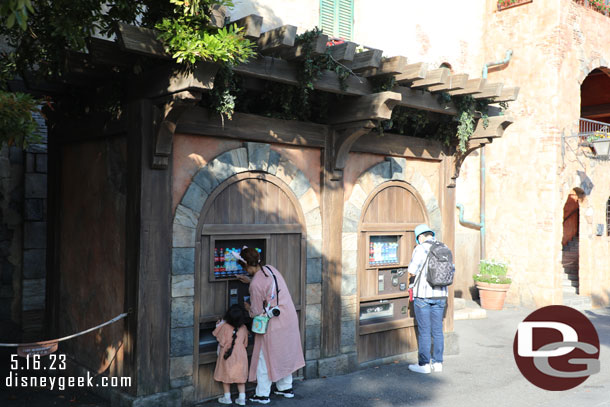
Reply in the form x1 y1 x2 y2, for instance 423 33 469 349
455 50 513 259
482 49 513 79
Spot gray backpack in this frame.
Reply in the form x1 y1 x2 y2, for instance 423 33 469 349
424 241 454 287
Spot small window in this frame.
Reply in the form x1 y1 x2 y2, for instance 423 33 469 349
607 197 610 236
440 62 453 72
320 0 354 41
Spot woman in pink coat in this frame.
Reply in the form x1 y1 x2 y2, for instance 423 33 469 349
236 247 305 404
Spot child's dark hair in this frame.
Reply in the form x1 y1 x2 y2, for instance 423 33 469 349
222 304 248 360
238 247 264 270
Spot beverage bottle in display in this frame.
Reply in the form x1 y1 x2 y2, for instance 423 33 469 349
214 248 219 272
369 242 374 264
220 248 226 273
224 249 230 275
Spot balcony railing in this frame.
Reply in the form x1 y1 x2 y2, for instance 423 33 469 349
497 0 533 11
579 117 610 144
574 0 610 17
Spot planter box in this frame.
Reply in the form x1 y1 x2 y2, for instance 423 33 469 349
475 281 511 310
592 139 610 156
497 0 533 11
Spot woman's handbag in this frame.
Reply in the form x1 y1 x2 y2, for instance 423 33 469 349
251 314 269 334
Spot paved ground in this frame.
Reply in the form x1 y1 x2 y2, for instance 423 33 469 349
2 305 609 407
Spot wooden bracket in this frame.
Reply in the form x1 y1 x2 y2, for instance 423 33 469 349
152 91 202 169
330 120 376 180
448 116 514 187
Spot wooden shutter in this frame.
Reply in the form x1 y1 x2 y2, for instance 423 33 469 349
337 0 353 41
319 0 353 41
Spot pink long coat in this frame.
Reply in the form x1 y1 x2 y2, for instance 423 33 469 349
248 265 305 383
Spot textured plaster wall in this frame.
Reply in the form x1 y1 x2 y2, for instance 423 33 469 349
455 0 610 307
172 135 322 214
555 0 610 307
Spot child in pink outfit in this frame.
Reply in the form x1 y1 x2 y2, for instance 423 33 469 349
213 304 249 405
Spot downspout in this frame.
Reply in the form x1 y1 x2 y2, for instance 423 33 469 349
456 50 513 260
482 49 513 79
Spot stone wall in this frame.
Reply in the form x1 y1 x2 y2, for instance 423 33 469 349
0 146 24 341
0 109 48 342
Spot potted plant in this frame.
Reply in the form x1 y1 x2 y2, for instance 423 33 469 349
587 131 610 156
473 259 512 310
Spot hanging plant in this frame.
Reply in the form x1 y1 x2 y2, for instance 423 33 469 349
155 1 255 65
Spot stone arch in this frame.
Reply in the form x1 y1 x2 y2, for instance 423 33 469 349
338 156 442 354
578 58 610 85
168 143 322 397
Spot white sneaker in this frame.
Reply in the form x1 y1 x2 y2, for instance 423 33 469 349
235 398 246 406
431 362 443 372
218 396 232 404
408 363 431 374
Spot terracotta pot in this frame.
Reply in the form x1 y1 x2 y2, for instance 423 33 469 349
475 281 511 310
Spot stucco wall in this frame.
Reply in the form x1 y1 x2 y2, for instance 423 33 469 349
172 135 322 214
454 0 610 307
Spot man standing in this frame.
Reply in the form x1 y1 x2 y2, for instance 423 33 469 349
408 224 448 374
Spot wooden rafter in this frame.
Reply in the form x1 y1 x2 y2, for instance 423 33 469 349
230 14 263 40
328 91 402 125
257 25 297 54
327 42 357 62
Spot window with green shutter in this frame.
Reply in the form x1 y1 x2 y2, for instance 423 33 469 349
319 0 353 41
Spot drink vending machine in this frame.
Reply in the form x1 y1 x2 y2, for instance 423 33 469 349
199 238 266 354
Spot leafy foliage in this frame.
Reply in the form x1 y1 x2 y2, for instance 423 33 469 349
474 259 511 284
0 90 43 148
155 0 255 65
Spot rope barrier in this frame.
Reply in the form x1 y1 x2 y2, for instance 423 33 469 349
0 312 128 347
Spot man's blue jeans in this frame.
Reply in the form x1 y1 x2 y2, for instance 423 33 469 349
413 297 446 365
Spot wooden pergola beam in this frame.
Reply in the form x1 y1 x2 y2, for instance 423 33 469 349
392 86 457 115
327 42 357 62
469 115 514 140
350 49 383 71
117 23 169 59
473 83 504 99
131 62 219 99
230 14 263 40
358 56 409 78
411 68 451 89
278 34 329 60
428 74 469 93
446 78 486 96
257 25 297 54
394 62 428 83
328 91 402 124
490 86 520 103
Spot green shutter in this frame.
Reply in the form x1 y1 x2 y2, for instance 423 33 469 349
337 0 353 41
319 0 353 41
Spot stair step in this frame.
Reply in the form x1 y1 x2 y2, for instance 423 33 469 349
563 286 578 295
561 278 579 288
561 272 579 281
563 268 578 275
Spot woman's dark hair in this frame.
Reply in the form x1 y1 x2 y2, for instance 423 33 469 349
239 247 263 269
222 304 248 360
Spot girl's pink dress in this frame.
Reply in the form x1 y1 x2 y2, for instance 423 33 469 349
213 323 249 383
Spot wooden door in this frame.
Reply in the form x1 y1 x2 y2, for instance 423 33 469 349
357 182 428 363
196 173 306 401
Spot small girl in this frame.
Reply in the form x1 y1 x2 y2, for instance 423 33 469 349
213 304 249 405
